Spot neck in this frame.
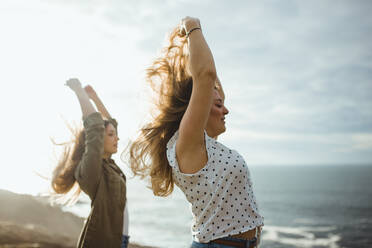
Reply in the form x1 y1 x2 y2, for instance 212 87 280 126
205 129 218 140
102 153 111 160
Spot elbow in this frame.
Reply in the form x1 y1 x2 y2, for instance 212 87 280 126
195 68 217 87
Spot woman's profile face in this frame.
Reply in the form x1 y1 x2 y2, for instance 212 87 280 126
104 123 119 155
205 84 229 138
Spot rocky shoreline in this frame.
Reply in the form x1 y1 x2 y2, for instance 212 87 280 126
0 189 154 248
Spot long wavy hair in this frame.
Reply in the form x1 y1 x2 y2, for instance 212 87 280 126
51 119 113 205
129 27 193 197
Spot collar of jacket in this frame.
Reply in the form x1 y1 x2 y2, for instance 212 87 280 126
102 158 126 180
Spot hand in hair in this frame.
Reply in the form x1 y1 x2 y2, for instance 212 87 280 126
66 78 82 92
179 16 201 36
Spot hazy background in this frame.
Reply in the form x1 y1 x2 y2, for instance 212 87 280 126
1 0 371 195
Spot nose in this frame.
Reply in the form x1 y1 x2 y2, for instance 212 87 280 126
223 106 229 115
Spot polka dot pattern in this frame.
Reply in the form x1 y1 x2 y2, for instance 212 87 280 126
166 130 264 243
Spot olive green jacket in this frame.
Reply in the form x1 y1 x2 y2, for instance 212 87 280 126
74 112 126 248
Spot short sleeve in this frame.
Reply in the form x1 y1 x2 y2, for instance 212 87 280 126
166 130 213 176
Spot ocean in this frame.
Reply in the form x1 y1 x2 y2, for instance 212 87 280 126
66 165 372 248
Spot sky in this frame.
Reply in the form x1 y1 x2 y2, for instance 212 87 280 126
0 0 371 195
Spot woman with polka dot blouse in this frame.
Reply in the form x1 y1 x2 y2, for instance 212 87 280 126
129 16 264 248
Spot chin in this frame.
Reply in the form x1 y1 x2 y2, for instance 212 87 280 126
221 125 226 133
215 128 226 137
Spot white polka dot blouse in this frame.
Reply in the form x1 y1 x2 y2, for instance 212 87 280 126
166 130 264 243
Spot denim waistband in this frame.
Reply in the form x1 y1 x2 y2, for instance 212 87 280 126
121 235 130 248
191 236 257 248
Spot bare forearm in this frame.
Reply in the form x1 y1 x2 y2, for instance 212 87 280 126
187 26 217 80
92 96 111 119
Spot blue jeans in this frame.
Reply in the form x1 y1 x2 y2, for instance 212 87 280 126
191 236 257 248
121 235 130 248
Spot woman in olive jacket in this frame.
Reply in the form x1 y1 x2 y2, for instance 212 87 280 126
52 78 128 248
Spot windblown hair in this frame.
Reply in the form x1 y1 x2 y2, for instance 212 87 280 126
129 27 193 197
51 119 113 205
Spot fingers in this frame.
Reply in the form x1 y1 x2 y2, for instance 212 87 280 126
179 24 186 36
179 16 201 36
65 78 82 91
179 18 187 36
66 78 80 85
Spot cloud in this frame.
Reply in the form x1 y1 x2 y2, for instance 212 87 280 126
351 133 372 150
2 0 371 169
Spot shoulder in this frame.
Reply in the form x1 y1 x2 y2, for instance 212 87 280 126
166 129 214 174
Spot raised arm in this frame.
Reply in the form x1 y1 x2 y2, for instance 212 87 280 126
66 79 96 118
84 85 112 119
177 17 217 173
84 84 118 131
66 78 104 200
